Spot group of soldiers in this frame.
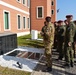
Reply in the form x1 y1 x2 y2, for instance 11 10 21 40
40 15 76 72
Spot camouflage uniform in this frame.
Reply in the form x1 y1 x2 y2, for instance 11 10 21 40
54 24 59 49
64 21 75 66
57 25 65 60
73 21 76 58
41 22 54 68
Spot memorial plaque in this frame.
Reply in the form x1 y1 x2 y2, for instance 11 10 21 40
0 32 17 55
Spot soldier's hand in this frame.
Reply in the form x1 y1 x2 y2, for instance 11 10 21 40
40 32 44 36
68 42 71 46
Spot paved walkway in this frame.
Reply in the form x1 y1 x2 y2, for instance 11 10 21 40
31 50 76 75
0 46 76 75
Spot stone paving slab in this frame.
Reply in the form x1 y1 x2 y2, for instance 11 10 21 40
65 59 76 75
31 50 76 75
31 63 65 75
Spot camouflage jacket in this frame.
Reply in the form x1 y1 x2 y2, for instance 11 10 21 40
41 22 55 43
65 22 75 43
74 25 76 42
57 25 66 41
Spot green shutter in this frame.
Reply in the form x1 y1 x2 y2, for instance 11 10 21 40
4 12 9 29
23 0 25 4
18 15 20 29
23 17 25 28
27 18 30 28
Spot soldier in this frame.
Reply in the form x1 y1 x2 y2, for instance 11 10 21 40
73 20 76 58
40 16 55 72
64 15 75 68
56 20 65 60
53 21 58 49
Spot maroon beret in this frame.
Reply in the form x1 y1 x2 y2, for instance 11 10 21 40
57 20 63 23
66 15 73 18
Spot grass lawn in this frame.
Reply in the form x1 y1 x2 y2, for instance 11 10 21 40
0 66 30 75
0 34 44 75
17 34 44 48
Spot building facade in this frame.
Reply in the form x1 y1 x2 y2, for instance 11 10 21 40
30 0 56 31
0 0 30 36
0 0 56 36
51 0 56 22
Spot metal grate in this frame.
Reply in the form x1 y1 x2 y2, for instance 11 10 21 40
6 50 43 61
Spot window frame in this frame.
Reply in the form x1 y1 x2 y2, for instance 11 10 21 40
51 9 54 15
16 0 21 3
23 16 26 29
17 14 22 30
3 10 11 31
22 0 26 6
37 6 44 19
27 0 30 8
27 18 30 29
51 1 54 6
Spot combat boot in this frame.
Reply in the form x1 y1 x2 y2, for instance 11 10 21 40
46 67 52 72
70 60 74 67
63 63 71 68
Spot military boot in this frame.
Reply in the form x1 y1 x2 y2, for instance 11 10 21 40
70 60 74 67
63 63 71 68
46 67 52 72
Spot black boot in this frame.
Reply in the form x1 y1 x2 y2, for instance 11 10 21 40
70 61 74 67
63 63 71 68
46 67 52 72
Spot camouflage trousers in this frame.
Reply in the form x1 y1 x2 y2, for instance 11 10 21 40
54 35 58 49
73 43 76 58
57 40 64 59
44 42 53 68
64 43 74 64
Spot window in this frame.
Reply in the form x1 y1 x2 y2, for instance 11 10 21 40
27 18 30 28
27 0 30 7
17 15 21 29
51 1 54 6
51 10 54 15
37 6 44 18
17 0 21 3
22 0 25 5
23 17 26 29
4 12 10 30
